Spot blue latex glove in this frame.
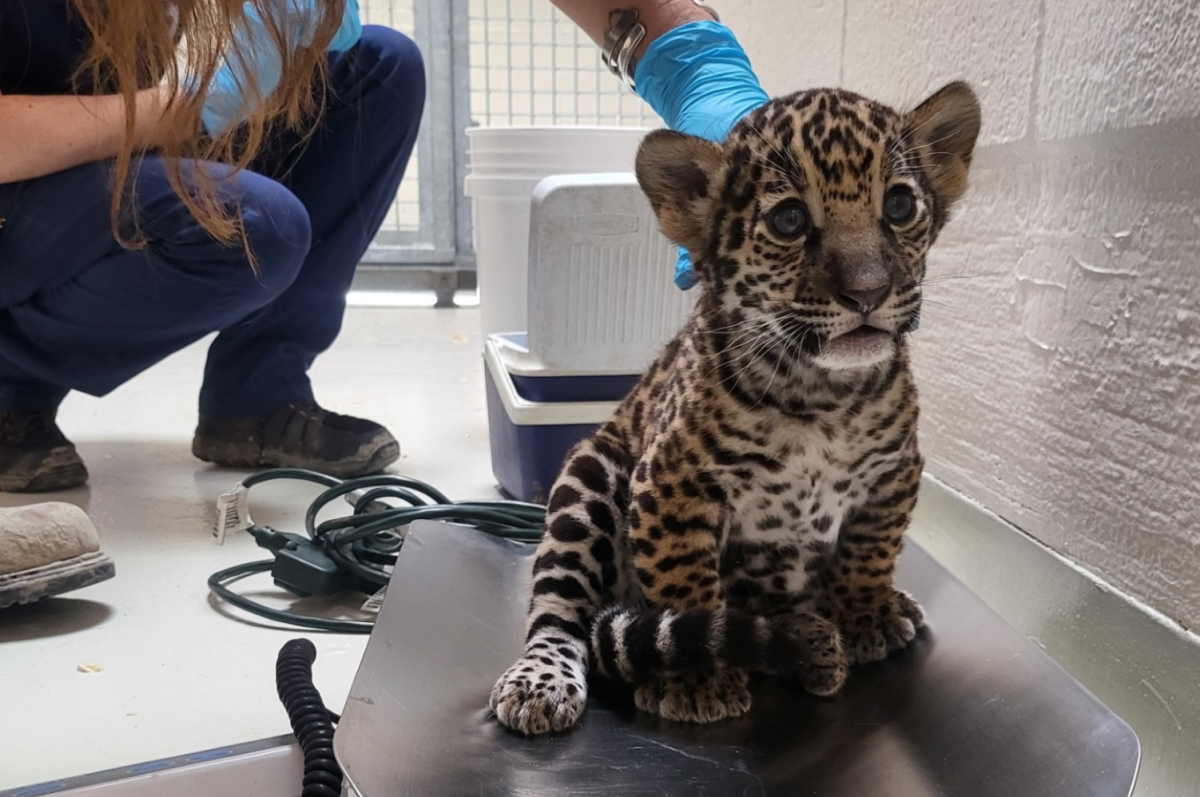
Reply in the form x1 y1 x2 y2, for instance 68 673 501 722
201 0 362 136
634 21 769 289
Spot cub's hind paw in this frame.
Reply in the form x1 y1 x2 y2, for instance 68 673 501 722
489 655 587 736
841 588 925 666
636 668 752 724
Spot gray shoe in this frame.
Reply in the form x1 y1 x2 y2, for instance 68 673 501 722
0 503 114 608
192 400 400 478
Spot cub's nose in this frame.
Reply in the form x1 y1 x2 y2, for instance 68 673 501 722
835 284 891 314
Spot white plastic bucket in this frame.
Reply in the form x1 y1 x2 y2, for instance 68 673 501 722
464 126 649 338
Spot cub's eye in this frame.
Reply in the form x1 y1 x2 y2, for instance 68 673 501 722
767 201 810 240
883 185 917 225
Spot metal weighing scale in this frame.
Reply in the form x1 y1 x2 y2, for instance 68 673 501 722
334 520 1140 797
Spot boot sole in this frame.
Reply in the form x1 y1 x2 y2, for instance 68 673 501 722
0 448 88 493
0 550 115 608
193 438 401 479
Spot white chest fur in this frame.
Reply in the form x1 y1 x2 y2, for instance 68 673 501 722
721 422 907 557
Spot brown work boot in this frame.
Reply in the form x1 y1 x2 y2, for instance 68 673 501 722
0 502 114 608
0 409 88 492
192 400 400 478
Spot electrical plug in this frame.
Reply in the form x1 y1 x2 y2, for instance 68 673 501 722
248 525 348 598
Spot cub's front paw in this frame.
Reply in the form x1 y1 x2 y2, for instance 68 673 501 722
635 668 752 724
839 588 925 666
794 613 848 697
489 655 587 735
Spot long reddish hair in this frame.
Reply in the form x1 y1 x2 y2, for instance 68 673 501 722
69 0 346 250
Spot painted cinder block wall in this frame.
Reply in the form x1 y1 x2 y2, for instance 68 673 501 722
722 0 1200 630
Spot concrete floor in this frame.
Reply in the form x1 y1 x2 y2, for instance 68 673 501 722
0 306 495 790
2 304 1195 796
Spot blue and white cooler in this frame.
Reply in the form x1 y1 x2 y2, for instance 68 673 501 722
473 169 698 503
484 333 638 503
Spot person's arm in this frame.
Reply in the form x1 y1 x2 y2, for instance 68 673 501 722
0 86 169 184
548 0 713 60
549 0 769 289
201 0 362 136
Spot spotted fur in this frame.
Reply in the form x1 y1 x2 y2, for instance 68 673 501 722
490 82 982 735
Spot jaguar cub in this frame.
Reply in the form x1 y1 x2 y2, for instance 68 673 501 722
491 81 981 735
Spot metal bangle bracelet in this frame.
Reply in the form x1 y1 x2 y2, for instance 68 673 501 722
603 2 720 90
614 24 645 91
601 9 645 91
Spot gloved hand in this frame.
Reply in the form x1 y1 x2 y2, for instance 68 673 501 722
634 21 768 289
201 0 362 136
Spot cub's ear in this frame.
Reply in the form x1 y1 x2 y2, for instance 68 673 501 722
635 130 724 256
904 81 982 207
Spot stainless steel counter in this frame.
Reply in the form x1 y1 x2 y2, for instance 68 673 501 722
335 521 1139 797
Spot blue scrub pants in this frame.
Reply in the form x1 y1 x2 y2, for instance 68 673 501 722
0 26 423 417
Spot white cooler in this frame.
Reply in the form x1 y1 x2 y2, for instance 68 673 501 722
483 333 632 504
466 131 696 503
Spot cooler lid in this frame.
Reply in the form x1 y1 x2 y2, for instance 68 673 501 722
485 337 621 426
488 333 641 379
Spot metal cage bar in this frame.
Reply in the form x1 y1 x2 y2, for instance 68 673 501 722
356 0 660 292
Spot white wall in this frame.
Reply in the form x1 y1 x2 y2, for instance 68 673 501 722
725 0 1200 631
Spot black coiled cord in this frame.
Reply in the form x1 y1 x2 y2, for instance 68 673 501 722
276 639 343 797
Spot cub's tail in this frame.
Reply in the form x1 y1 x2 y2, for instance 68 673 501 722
590 605 846 693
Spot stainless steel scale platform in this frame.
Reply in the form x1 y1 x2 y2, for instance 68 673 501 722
335 521 1140 797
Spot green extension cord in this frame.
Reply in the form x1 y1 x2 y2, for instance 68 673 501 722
207 468 545 633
